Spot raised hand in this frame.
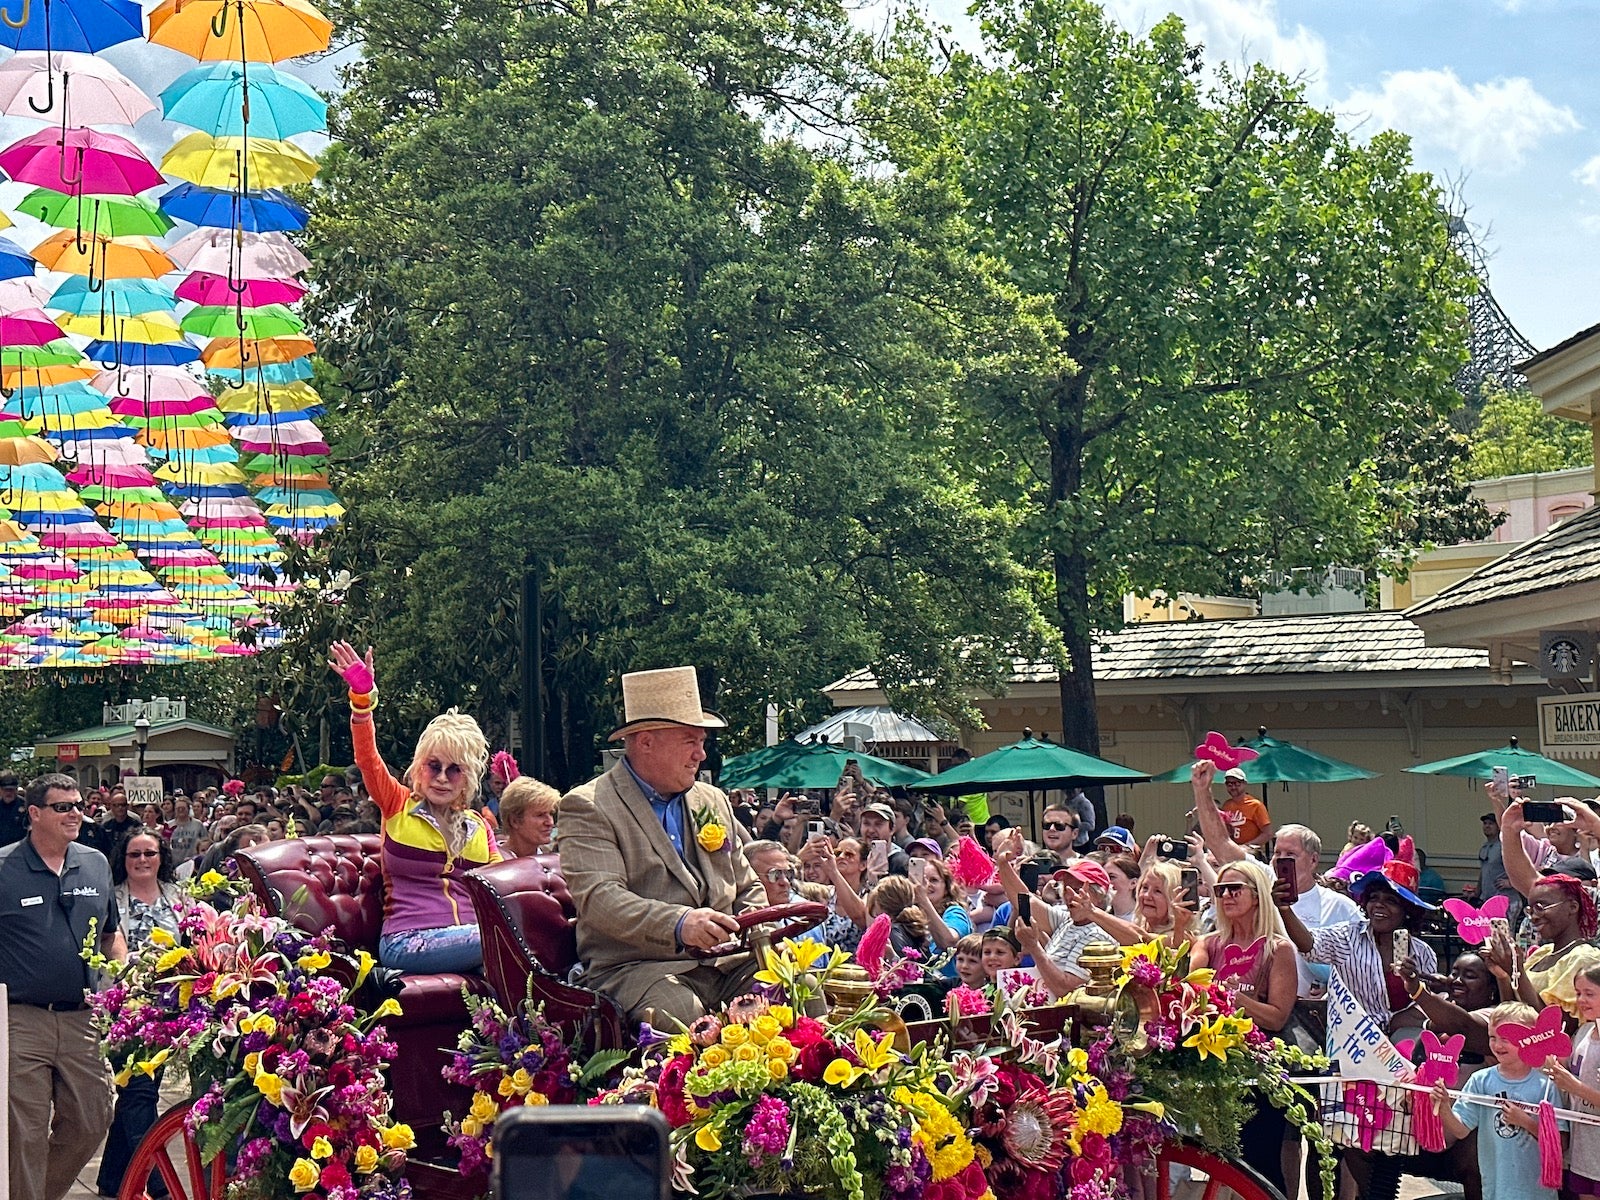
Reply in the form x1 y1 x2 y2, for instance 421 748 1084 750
329 640 376 694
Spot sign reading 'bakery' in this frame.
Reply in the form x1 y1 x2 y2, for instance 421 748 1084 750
1539 694 1600 757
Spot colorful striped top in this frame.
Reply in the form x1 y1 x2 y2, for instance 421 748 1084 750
352 717 501 934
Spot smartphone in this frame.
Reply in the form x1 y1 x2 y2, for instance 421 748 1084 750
807 819 826 839
1272 856 1297 894
1391 928 1411 971
1016 893 1033 927
1491 765 1510 792
1522 801 1573 824
1157 837 1190 862
1514 775 1539 793
493 1105 670 1200
1179 867 1200 910
794 796 821 816
908 858 927 884
1489 916 1512 945
1385 815 1403 834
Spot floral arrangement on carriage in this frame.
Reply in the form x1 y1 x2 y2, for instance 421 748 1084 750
89 890 415 1200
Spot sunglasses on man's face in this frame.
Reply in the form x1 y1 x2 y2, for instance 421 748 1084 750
43 801 85 814
1042 820 1079 832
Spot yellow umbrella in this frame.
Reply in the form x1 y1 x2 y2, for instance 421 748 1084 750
161 133 318 190
148 0 333 63
0 436 58 465
154 461 248 485
57 312 186 343
32 232 175 280
216 380 320 412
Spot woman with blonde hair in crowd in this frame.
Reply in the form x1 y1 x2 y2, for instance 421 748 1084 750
868 874 931 955
499 776 560 858
330 640 501 972
1059 858 1195 950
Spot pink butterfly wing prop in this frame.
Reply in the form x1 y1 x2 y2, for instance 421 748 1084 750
1442 895 1508 945
1500 1006 1573 1067
1193 731 1261 771
1416 1030 1465 1087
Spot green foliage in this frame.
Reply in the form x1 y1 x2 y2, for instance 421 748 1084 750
1468 385 1594 479
867 0 1488 750
298 0 1056 783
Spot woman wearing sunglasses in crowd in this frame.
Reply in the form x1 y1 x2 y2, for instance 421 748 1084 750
331 640 500 972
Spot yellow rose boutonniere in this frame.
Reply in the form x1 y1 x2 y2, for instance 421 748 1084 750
693 806 728 853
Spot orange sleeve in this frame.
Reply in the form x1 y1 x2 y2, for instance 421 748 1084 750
351 714 411 819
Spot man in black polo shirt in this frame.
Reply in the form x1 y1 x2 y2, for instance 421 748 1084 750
0 772 25 847
0 773 126 1200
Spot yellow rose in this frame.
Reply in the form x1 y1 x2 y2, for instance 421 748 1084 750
254 1015 277 1038
719 1024 748 1047
700 1046 729 1068
497 1075 517 1098
244 1052 260 1075
354 1145 379 1174
696 823 727 853
509 1068 533 1094
311 1136 334 1160
765 1037 795 1063
461 1116 483 1139
382 1123 416 1151
374 998 404 1019
255 1073 285 1105
733 1043 760 1064
767 1058 788 1082
524 1091 549 1106
750 1015 781 1045
694 1125 722 1152
470 1091 499 1122
288 1158 320 1192
148 927 174 947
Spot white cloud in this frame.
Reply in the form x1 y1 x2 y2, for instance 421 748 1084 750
1340 69 1579 172
1575 155 1600 191
1099 0 1329 88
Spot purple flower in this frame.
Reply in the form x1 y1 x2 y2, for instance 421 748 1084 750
741 1094 791 1161
1130 959 1163 988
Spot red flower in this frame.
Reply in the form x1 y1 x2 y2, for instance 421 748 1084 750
655 1055 695 1127
319 1162 352 1190
786 1017 828 1048
301 1121 334 1149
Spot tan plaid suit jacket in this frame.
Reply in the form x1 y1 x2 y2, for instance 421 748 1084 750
558 759 764 1015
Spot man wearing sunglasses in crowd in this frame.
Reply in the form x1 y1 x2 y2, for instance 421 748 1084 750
0 773 127 1200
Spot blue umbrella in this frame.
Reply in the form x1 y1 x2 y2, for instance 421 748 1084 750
47 276 175 315
208 360 313 385
85 339 202 367
0 0 143 54
160 63 327 138
158 183 309 233
0 237 38 281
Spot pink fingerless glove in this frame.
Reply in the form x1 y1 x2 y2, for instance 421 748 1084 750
339 660 375 694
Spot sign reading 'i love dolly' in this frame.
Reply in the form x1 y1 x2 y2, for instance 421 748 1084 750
1500 1005 1573 1067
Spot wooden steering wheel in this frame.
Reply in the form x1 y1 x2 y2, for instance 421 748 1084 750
685 901 829 959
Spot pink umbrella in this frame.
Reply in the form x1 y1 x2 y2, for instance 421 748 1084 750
237 437 328 455
66 463 158 487
168 229 309 276
39 529 117 550
11 559 78 580
0 53 155 126
0 308 75 347
0 128 162 195
188 515 267 529
176 272 306 307
108 395 216 417
0 279 52 310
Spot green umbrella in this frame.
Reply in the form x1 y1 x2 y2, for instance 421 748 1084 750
1404 737 1600 789
1149 728 1379 784
911 732 1149 794
718 740 805 787
721 739 930 790
17 189 174 238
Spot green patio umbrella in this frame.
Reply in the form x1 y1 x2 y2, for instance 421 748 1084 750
721 739 931 790
910 731 1150 793
1149 728 1379 784
1404 737 1600 789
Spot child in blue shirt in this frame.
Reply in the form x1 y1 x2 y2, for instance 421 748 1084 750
1433 1001 1569 1200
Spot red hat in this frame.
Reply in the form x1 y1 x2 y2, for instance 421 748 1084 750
1382 836 1419 892
1064 859 1112 892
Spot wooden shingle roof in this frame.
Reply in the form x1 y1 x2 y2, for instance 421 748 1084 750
1406 503 1600 619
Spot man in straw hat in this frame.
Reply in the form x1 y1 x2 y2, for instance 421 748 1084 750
560 666 766 1026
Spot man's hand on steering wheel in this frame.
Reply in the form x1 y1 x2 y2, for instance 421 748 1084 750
680 908 740 952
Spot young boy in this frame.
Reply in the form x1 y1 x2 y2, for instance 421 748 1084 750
952 933 986 988
1433 1001 1568 1200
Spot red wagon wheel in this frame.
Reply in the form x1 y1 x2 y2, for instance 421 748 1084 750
1155 1141 1287 1200
118 1101 227 1200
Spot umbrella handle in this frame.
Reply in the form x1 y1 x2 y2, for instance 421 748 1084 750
210 0 228 37
2 0 30 31
58 142 82 189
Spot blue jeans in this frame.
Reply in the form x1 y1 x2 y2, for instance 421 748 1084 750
377 924 483 973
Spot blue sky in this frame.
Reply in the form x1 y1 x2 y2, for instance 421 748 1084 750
916 0 1600 352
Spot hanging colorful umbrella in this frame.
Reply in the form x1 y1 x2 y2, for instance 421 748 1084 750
0 127 162 194
0 307 77 346
158 183 308 233
31 231 175 279
47 276 174 314
168 228 309 275
0 277 51 309
147 0 333 63
0 51 153 123
0 236 41 281
0 0 144 55
175 270 304 307
201 336 314 369
58 310 186 342
84 339 202 368
159 61 326 137
0 435 57 465
17 189 173 238
160 132 319 190
181 303 303 339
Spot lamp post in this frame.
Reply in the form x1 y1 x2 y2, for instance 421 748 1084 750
133 716 150 776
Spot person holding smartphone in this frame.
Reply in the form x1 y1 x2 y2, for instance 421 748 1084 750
909 855 972 955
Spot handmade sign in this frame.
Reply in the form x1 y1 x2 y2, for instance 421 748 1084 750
1341 1081 1396 1152
1214 937 1267 985
1500 1005 1573 1067
1193 732 1260 772
1395 1030 1465 1152
1441 895 1511 946
1324 972 1416 1154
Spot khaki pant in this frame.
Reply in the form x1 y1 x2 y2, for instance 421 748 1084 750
9 1005 112 1200
624 959 764 1027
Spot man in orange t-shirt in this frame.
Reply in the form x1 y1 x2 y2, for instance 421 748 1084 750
1220 767 1272 847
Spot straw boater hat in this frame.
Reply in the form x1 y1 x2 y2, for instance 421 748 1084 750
608 666 727 741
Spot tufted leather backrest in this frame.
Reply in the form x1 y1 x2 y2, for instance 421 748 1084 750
462 853 577 977
234 835 387 951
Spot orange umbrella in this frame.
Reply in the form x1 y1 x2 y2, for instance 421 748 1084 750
201 336 315 368
148 0 333 63
32 232 175 279
139 425 233 450
0 436 57 465
3 364 97 388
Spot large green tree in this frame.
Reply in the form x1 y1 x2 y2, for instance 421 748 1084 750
1468 385 1593 479
298 0 1054 783
869 0 1494 758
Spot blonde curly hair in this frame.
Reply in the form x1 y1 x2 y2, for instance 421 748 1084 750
406 709 490 810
